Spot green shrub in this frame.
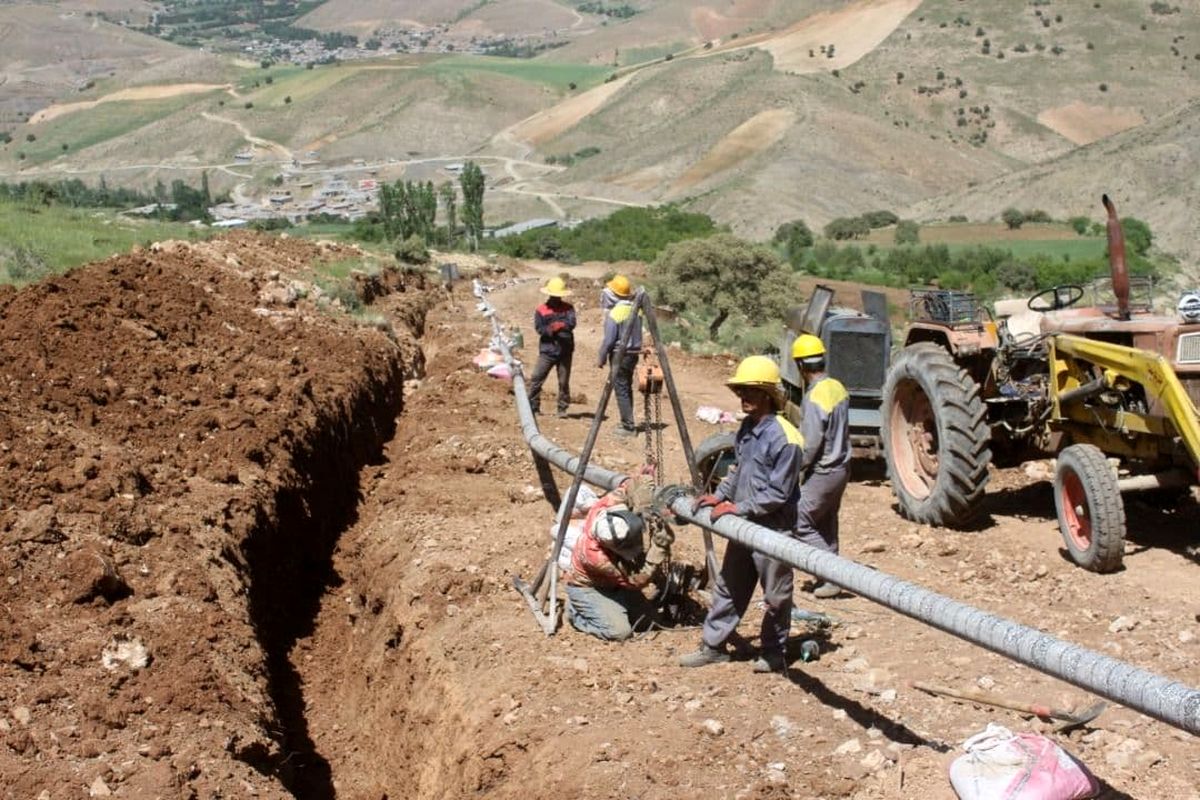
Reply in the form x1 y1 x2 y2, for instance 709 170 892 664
651 234 795 340
894 220 920 244
492 205 717 262
395 234 430 264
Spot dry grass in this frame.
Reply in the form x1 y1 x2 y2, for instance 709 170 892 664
1037 101 1146 145
667 107 794 194
717 0 922 73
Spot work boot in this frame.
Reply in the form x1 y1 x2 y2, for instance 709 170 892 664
813 582 841 599
752 651 788 674
613 425 636 437
556 409 569 419
678 643 731 668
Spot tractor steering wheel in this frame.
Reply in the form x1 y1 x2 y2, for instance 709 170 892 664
1028 284 1085 312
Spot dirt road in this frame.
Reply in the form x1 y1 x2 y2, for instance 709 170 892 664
1 242 1197 798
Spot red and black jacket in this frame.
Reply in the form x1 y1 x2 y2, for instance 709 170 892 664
533 299 576 358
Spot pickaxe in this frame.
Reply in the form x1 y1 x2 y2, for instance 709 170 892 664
912 681 1108 732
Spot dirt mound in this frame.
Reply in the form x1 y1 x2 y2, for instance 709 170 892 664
0 233 433 797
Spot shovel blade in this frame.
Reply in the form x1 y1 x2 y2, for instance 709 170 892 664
1053 700 1108 732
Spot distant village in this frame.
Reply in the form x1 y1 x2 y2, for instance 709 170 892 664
236 25 557 66
200 157 566 239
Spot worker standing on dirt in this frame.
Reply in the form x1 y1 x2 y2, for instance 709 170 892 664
791 334 851 599
680 356 803 674
565 487 671 641
597 274 642 436
528 277 577 418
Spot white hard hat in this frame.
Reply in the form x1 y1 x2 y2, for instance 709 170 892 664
595 507 645 558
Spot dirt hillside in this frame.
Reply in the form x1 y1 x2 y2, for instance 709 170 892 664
1 240 1198 798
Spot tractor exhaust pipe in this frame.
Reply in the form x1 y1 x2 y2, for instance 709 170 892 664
1103 193 1131 321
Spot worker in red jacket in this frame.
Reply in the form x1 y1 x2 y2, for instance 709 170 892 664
565 490 670 641
528 276 577 418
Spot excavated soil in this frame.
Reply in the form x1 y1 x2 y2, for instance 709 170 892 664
1 237 1198 799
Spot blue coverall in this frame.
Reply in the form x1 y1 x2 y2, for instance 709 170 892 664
700 412 804 657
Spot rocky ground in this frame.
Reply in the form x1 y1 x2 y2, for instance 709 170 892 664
1 237 1197 799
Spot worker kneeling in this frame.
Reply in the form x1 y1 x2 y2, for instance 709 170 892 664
565 492 671 641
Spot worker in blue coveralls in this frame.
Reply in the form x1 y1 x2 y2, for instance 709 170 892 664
596 274 642 437
790 334 851 599
679 355 804 675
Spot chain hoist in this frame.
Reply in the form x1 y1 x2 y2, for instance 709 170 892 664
637 346 665 487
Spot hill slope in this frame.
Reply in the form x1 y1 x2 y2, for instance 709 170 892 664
0 4 193 125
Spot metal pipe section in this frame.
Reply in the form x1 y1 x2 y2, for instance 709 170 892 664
669 501 1200 735
475 280 626 493
473 279 1200 735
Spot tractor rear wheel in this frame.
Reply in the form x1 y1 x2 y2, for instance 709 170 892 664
882 343 991 526
1054 444 1125 573
695 432 736 492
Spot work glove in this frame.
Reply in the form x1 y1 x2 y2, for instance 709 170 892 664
709 501 738 522
692 493 720 514
645 540 670 568
651 524 674 548
549 321 567 334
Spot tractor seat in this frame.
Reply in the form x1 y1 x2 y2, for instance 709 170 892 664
993 298 1043 344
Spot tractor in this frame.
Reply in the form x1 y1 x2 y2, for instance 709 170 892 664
882 195 1200 572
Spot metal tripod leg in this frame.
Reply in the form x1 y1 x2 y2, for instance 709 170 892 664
640 298 720 583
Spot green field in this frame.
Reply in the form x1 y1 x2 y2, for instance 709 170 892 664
420 56 610 90
0 202 206 283
861 222 1105 261
8 95 219 165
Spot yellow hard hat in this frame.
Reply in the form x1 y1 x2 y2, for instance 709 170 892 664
791 333 826 360
541 276 572 297
606 274 633 297
726 355 781 388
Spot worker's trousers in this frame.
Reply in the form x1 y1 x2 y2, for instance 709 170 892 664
701 540 793 655
796 467 850 553
565 584 650 641
528 350 573 414
608 352 639 430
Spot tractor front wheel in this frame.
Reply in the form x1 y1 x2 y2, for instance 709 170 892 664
1054 444 1125 573
695 432 736 492
882 343 991 526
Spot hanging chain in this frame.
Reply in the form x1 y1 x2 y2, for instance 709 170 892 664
643 384 655 479
640 350 665 489
653 389 664 488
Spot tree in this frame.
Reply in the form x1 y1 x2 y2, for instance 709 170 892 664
824 216 870 240
439 181 457 247
460 161 485 250
861 210 899 228
772 219 813 264
895 220 920 245
651 234 795 339
200 170 211 206
1068 216 1090 235
1001 207 1025 230
1119 217 1153 256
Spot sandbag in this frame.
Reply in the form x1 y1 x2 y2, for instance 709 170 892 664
949 723 1099 800
486 363 512 381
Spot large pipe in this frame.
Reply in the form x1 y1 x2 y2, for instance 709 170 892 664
473 280 1200 735
669 499 1199 735
1103 194 1131 321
